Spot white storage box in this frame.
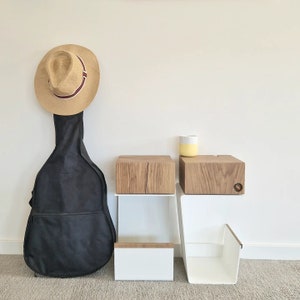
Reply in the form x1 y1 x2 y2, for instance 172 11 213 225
114 242 174 281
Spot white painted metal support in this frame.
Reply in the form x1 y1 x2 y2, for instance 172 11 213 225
176 184 242 284
114 193 178 281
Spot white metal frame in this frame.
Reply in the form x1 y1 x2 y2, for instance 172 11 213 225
114 193 178 281
177 184 243 284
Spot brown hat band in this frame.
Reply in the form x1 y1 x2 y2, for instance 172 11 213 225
52 56 88 99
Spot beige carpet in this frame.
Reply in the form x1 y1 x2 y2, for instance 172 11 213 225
0 255 299 300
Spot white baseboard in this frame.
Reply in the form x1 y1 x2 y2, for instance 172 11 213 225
0 240 181 256
176 243 300 260
0 240 23 255
241 243 300 260
1 240 299 260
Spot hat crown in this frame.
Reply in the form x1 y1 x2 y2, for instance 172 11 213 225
46 51 84 97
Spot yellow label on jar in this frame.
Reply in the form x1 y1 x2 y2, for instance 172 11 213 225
179 143 198 157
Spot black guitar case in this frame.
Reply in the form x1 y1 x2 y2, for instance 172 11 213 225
23 112 116 277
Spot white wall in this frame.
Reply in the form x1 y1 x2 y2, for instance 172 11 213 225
1 0 299 258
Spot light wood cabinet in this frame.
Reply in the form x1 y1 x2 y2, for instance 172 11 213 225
179 155 245 195
116 156 175 194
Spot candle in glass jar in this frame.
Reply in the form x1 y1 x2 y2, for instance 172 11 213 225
179 135 198 157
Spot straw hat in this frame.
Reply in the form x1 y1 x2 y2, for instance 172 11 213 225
34 44 100 115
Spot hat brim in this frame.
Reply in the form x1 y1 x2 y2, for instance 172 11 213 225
34 44 100 115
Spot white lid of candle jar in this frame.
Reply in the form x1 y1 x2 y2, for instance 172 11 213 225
180 135 198 145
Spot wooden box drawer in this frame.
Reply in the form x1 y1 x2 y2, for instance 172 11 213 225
116 156 175 194
179 155 245 195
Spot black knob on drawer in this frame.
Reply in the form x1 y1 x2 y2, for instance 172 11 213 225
234 183 243 192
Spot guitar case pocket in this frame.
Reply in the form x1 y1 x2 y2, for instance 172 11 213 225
24 211 114 277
